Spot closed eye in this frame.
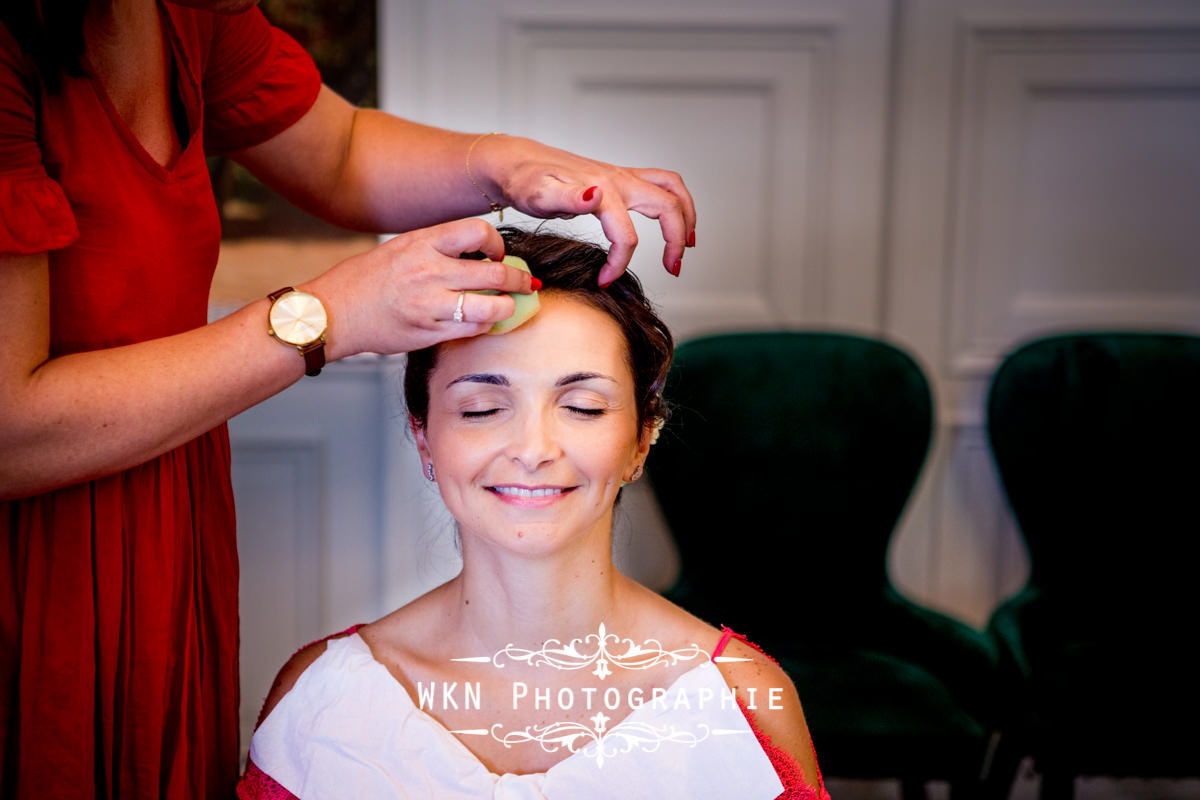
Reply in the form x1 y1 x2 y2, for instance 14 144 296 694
461 408 502 418
566 406 606 417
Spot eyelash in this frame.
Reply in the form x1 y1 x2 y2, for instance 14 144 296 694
460 407 604 419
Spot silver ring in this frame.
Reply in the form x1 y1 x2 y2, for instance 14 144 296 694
453 292 466 323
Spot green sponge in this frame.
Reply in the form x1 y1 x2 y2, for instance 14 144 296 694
471 255 541 334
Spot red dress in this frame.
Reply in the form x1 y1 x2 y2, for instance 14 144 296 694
0 6 320 798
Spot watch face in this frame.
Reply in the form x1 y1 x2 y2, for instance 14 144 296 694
270 291 327 346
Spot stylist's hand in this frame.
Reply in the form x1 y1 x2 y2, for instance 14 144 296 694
471 134 696 286
303 218 532 358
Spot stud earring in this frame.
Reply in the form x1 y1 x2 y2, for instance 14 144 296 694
630 464 644 482
426 463 436 482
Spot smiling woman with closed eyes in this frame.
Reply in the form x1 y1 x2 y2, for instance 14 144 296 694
236 229 829 800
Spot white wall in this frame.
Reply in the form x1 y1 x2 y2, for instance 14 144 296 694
230 0 1200 752
885 0 1200 623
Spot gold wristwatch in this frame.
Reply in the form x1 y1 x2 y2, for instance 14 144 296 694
267 287 328 377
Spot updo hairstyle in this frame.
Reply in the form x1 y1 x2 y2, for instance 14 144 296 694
404 227 673 435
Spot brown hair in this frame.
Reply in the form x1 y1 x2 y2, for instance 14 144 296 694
404 227 673 434
0 0 89 94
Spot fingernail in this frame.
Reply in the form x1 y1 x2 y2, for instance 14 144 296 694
686 229 696 248
582 186 598 202
672 258 682 276
599 278 613 289
530 277 543 291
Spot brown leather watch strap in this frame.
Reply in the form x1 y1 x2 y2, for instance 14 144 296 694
267 286 326 377
299 338 326 377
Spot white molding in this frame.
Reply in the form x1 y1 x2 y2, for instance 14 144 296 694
232 437 325 755
943 19 1200 378
496 17 839 332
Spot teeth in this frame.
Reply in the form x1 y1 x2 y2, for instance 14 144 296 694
493 486 563 498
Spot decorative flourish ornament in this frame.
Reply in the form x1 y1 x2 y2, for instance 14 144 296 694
454 622 706 680
447 624 755 767
481 718 715 769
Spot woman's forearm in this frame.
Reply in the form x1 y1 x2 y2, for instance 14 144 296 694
232 88 495 233
234 86 696 283
0 220 529 500
0 291 304 500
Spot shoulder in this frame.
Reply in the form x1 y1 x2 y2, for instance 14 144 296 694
716 635 823 791
254 627 359 728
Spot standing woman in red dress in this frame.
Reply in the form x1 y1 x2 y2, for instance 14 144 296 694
0 0 696 796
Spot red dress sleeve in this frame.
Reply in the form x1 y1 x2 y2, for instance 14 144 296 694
0 24 79 255
198 6 322 154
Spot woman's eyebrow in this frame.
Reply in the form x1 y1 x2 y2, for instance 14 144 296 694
555 372 617 387
446 373 509 388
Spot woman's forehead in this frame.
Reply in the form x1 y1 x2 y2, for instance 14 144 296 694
433 293 631 389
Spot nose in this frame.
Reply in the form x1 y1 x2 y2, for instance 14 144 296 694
506 407 562 472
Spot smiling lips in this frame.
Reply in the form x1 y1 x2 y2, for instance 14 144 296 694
488 485 574 506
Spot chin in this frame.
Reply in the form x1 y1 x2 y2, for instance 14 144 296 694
470 520 601 559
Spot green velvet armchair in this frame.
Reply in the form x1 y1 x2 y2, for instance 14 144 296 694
646 332 999 798
985 332 1200 799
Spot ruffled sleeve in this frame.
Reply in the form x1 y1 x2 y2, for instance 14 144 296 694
200 7 322 155
0 25 80 255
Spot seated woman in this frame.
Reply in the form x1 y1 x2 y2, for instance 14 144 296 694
237 229 829 800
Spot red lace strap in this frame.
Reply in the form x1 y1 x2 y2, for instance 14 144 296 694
298 623 363 652
713 624 781 666
236 758 298 800
712 625 739 660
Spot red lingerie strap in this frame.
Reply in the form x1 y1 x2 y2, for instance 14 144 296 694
712 624 780 666
712 625 738 660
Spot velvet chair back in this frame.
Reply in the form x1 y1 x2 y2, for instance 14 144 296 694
986 332 1200 789
648 331 932 629
648 332 999 790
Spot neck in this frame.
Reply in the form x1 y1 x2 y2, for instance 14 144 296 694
84 0 151 37
447 523 634 655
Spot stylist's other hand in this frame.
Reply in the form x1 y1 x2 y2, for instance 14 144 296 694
303 218 533 358
472 135 696 286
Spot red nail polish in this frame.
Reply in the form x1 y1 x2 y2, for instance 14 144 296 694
582 186 597 202
530 278 543 291
599 279 613 289
686 229 696 248
672 259 682 276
